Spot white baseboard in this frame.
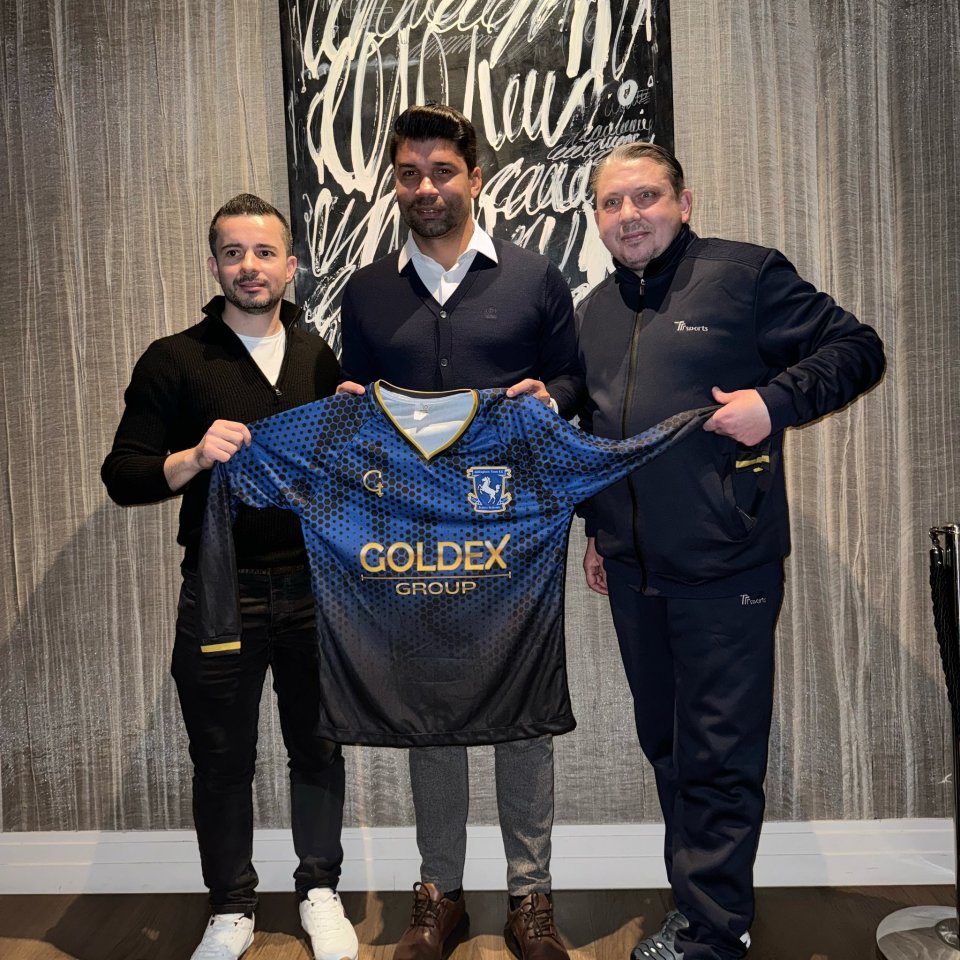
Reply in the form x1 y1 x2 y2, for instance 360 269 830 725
0 820 953 894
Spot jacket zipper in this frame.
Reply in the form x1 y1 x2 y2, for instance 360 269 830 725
620 277 648 592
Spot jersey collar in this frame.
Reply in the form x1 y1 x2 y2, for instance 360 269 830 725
371 380 480 461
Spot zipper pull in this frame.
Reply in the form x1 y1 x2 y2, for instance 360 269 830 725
274 387 282 398
639 277 645 299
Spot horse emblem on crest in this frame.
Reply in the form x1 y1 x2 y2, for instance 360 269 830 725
467 466 513 514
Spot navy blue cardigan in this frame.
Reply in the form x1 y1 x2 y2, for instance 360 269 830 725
339 238 583 418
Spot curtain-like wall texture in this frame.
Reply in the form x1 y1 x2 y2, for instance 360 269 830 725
1 0 957 834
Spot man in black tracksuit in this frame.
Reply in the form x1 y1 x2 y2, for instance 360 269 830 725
576 144 885 960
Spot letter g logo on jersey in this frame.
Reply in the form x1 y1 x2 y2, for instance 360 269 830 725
362 469 384 497
467 466 513 513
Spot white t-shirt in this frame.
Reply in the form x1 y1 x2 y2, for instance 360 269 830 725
236 327 286 386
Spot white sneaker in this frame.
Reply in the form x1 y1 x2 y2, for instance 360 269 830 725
299 887 359 960
190 913 255 960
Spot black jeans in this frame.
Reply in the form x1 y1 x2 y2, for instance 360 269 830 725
171 567 344 914
606 562 783 960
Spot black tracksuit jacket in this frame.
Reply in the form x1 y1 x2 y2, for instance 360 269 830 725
576 225 886 589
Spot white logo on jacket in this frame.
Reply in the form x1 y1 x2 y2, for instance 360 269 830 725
674 321 709 332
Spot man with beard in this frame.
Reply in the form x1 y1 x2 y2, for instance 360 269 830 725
337 104 581 960
577 143 885 960
102 195 357 960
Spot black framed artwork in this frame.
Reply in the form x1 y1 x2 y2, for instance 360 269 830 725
279 0 673 346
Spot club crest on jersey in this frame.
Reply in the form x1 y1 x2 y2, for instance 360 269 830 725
467 466 512 514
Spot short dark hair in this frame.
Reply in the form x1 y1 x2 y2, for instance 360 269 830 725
208 194 293 257
590 142 685 199
389 103 478 172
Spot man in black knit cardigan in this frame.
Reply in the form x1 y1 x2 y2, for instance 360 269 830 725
102 195 356 960
338 104 581 960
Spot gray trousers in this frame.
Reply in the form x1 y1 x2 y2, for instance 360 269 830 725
409 735 555 896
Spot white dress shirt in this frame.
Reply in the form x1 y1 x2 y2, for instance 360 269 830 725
397 220 498 305
396 223 558 412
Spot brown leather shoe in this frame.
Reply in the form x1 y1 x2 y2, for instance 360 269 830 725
393 882 468 960
504 892 569 960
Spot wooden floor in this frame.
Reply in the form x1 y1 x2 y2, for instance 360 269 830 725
0 886 954 960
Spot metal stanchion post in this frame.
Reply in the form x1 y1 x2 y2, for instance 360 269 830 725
876 523 960 958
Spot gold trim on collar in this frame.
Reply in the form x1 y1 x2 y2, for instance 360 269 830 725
372 380 480 461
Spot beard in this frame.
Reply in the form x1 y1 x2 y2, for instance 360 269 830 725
400 196 467 239
222 273 284 315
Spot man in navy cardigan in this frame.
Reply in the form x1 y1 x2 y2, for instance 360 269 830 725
338 103 582 960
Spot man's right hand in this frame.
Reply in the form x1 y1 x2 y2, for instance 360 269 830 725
583 537 608 596
336 381 366 396
193 419 253 469
163 419 252 492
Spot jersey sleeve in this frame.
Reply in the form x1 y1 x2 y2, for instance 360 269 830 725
502 395 716 506
194 459 247 655
192 424 317 655
193 395 362 653
194 444 321 654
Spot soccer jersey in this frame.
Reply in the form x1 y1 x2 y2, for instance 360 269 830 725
198 383 713 746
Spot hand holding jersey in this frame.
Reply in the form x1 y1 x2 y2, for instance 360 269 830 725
503 377 553 406
703 386 773 446
163 418 253 492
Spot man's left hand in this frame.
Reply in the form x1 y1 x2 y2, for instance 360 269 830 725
703 386 772 445
505 378 552 406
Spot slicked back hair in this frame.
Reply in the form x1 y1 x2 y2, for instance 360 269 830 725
389 103 478 172
208 194 293 257
590 143 685 200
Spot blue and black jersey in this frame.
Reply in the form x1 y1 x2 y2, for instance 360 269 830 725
198 382 711 747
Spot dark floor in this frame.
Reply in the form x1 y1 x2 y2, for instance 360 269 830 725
0 886 953 959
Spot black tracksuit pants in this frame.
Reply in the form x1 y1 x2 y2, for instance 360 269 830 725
171 567 345 914
605 560 784 960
